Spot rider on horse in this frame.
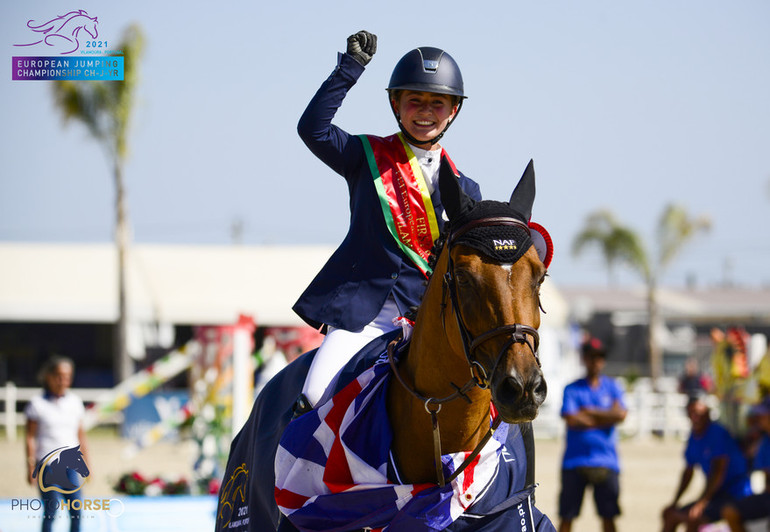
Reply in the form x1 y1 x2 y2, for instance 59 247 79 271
215 31 557 532
293 30 481 411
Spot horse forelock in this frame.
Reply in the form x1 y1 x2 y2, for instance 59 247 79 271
441 200 535 266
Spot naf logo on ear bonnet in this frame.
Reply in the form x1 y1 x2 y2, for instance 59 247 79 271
440 158 553 268
450 204 553 267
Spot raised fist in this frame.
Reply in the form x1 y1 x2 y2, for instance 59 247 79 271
347 30 377 66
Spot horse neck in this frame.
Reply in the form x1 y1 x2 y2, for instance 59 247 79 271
387 247 492 484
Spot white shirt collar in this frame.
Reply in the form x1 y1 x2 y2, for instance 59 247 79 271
408 144 442 195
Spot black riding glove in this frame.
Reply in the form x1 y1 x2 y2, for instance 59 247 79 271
347 30 377 66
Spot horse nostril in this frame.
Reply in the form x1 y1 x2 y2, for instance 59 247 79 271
529 373 548 404
495 376 524 405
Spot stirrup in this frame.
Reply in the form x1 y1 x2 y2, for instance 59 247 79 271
292 393 314 419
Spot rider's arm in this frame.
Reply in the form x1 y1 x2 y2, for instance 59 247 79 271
297 52 366 178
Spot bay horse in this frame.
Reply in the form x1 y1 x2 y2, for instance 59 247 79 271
216 158 554 531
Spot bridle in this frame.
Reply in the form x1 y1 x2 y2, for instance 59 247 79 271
388 215 542 487
444 216 542 388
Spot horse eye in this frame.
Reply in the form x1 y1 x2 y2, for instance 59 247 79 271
537 287 547 314
455 271 472 286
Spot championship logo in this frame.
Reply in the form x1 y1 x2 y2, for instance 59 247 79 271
32 445 90 494
11 9 123 81
217 463 249 529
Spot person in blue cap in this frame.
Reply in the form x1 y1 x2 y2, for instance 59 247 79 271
558 336 627 532
293 31 481 410
721 397 770 531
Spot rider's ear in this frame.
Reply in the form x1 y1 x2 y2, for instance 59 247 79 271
509 159 536 222
439 156 475 221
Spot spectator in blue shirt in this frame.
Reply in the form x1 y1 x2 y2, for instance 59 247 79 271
721 397 770 531
662 394 752 532
558 336 627 532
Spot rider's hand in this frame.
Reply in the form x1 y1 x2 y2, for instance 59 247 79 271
347 31 377 66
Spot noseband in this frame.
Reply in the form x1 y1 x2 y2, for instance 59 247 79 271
444 216 541 389
387 215 542 486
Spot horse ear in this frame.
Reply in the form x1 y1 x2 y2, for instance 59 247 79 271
509 159 536 221
439 156 475 221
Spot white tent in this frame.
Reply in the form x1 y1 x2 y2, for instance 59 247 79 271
0 242 335 326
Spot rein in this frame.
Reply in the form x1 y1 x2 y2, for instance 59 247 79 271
387 338 501 487
388 215 540 487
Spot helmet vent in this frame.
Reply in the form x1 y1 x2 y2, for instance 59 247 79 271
423 59 439 72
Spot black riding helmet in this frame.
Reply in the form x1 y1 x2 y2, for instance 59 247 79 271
387 47 466 146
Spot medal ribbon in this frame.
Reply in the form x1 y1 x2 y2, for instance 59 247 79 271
361 133 456 277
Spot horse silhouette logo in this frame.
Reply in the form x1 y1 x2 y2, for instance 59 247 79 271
14 10 99 55
33 445 90 494
217 464 249 529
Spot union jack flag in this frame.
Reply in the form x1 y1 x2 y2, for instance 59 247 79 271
274 360 511 531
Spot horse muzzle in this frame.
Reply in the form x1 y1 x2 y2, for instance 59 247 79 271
490 367 547 423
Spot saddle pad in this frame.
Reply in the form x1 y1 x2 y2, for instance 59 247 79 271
274 359 509 531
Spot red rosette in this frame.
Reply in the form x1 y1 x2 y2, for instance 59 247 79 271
528 222 553 268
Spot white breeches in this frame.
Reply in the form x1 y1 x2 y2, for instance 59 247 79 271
301 297 400 406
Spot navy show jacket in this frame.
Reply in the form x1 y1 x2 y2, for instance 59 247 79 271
293 52 482 331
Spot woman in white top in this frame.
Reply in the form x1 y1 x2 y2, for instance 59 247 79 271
25 356 90 532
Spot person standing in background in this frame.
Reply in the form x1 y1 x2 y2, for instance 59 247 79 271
678 356 713 398
558 336 627 532
25 355 90 532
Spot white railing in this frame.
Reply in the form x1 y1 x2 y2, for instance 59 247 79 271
1 380 714 443
532 378 716 441
1 384 116 441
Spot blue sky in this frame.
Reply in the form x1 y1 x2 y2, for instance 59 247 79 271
2 1 769 288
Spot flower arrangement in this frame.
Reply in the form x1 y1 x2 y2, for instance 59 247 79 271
113 472 191 496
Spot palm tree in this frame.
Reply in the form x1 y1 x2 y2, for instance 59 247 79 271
571 210 650 286
572 205 710 382
51 25 144 383
646 204 711 380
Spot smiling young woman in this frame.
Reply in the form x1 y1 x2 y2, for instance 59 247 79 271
390 90 459 150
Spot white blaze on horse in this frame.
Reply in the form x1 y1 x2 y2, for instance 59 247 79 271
216 159 556 532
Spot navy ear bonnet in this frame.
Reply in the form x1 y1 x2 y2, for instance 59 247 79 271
450 200 533 264
439 157 553 267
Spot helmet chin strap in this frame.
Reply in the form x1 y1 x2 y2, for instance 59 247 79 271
390 98 464 149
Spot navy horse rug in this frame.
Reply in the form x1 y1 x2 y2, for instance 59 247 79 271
215 328 555 532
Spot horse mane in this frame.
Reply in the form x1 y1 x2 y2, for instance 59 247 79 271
403 228 450 322
403 197 531 322
26 10 95 33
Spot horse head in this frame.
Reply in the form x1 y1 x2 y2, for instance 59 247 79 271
432 157 548 424
34 445 89 493
60 445 90 478
72 11 99 41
